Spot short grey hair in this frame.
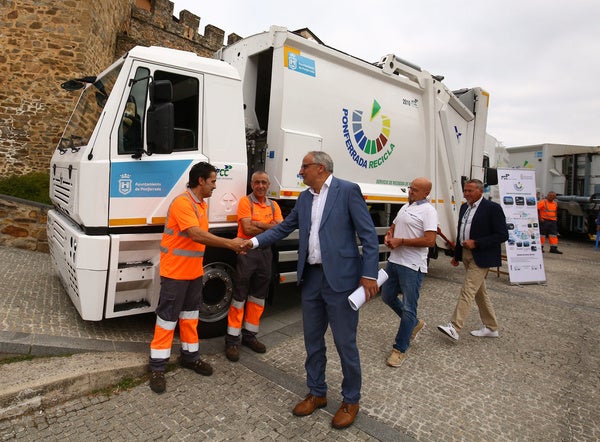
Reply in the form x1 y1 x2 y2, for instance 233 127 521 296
251 170 269 182
465 179 484 191
308 151 334 173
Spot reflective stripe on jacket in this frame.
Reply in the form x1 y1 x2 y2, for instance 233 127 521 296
159 191 208 279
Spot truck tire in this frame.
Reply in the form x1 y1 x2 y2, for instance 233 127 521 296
197 260 235 339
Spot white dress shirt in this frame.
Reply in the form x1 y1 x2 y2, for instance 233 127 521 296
460 195 483 243
306 174 332 264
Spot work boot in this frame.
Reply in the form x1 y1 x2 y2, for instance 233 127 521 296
149 371 166 394
225 344 240 362
242 337 267 353
549 246 563 254
179 357 213 376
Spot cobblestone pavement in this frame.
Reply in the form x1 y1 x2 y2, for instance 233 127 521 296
0 240 599 440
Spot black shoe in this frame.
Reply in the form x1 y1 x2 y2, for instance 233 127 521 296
149 371 166 393
242 337 267 353
550 247 563 254
180 358 213 376
225 344 240 362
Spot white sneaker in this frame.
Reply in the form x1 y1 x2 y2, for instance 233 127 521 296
470 326 499 338
437 323 459 341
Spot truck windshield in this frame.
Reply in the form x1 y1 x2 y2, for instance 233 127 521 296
58 62 123 152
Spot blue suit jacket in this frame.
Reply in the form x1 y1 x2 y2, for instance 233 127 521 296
254 176 379 292
454 197 508 268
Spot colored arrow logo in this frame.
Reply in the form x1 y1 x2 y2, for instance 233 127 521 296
370 99 381 121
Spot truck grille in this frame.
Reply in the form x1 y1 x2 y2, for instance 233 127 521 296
50 169 74 215
47 212 80 299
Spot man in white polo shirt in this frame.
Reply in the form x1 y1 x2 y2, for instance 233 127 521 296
381 177 438 367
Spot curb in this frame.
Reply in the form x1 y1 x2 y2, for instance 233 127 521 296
0 352 148 422
0 334 228 422
0 330 149 357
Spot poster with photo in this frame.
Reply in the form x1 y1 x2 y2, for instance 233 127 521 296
497 168 546 284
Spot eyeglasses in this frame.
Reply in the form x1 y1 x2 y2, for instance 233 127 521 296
300 163 318 170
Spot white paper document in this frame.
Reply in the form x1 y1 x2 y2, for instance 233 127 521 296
347 268 388 311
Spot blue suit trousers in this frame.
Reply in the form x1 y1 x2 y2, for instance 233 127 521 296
301 265 361 404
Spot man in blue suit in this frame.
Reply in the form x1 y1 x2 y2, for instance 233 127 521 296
438 179 508 341
247 151 379 429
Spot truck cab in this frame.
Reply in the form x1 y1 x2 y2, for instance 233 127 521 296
48 47 247 321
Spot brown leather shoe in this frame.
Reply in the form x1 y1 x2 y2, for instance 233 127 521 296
332 401 359 429
292 393 327 416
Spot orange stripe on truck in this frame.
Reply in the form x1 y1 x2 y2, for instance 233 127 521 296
109 217 167 226
109 218 147 226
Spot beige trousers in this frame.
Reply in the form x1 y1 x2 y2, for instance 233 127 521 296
451 249 498 332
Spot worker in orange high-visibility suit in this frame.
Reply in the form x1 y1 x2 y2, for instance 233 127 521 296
149 162 247 394
537 191 562 254
225 171 283 362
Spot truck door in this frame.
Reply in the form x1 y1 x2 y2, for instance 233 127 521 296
102 63 209 319
108 64 207 228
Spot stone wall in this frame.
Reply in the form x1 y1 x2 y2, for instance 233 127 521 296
0 0 128 176
0 195 50 252
0 0 241 178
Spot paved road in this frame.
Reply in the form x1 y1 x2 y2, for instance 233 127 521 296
0 240 599 440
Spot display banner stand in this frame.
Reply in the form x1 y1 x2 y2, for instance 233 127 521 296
497 168 546 284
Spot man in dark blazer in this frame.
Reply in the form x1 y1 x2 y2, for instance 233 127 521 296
247 151 379 429
438 179 508 341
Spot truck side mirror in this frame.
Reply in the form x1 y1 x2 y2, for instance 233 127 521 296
146 80 174 155
486 168 498 186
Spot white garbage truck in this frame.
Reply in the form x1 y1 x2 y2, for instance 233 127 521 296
47 26 495 328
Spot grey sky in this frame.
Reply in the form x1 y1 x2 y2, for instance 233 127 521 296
173 0 600 148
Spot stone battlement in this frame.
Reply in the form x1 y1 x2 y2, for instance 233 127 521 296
0 0 242 178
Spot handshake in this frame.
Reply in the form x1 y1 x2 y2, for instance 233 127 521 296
230 237 254 254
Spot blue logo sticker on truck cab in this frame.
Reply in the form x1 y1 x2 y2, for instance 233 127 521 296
110 160 193 198
287 52 316 77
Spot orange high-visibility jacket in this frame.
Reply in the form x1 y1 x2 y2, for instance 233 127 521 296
236 194 283 239
159 190 208 280
537 199 558 222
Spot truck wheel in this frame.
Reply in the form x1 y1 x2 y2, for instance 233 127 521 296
197 261 234 338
